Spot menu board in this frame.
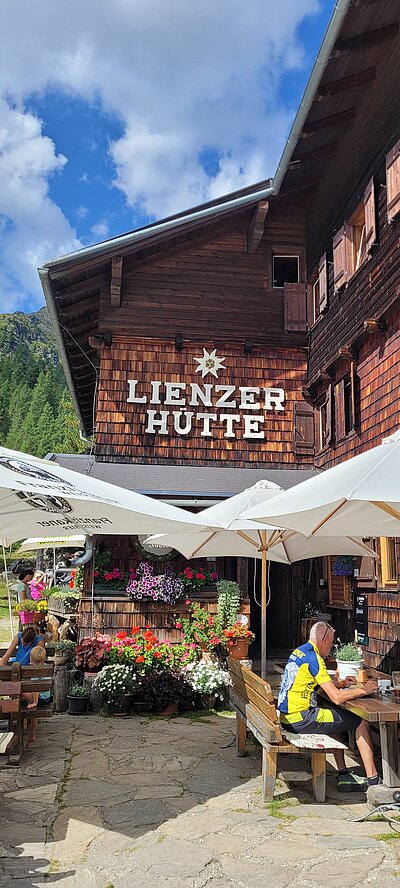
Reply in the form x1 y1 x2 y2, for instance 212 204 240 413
354 592 368 646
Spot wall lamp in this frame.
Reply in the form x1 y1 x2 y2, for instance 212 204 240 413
244 340 254 354
175 335 184 351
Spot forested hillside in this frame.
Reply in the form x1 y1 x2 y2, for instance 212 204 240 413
0 308 88 457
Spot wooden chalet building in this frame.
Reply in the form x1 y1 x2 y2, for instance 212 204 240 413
40 0 400 667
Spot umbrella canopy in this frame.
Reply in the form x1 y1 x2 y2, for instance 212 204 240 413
0 446 208 544
18 535 86 553
243 430 400 537
147 480 375 678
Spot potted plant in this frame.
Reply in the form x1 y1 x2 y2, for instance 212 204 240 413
142 670 193 716
178 603 222 655
75 633 111 674
126 562 184 604
216 580 241 629
223 622 255 661
335 642 364 681
93 664 137 715
47 586 81 615
179 566 218 598
184 660 230 709
66 684 90 715
15 599 48 624
52 640 76 667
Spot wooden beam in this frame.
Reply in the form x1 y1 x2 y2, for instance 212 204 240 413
339 345 357 360
302 108 356 136
335 22 399 53
364 318 387 335
290 142 338 166
56 273 106 301
110 256 123 307
316 67 375 98
247 201 269 254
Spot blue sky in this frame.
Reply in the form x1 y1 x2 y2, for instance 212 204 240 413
0 0 335 314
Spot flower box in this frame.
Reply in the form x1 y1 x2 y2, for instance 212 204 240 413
19 610 42 625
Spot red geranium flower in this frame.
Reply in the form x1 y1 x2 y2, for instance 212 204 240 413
116 631 127 640
154 651 162 658
196 572 205 580
136 655 145 663
131 626 140 634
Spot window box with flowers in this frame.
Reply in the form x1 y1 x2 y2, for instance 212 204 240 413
179 566 218 599
126 562 184 605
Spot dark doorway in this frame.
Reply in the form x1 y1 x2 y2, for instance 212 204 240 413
249 558 294 659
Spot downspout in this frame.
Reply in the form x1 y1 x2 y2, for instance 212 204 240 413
273 0 352 193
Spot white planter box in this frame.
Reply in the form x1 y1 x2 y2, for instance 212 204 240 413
336 660 363 681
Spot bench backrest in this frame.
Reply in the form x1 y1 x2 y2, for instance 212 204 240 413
0 680 21 714
227 657 282 742
0 664 54 694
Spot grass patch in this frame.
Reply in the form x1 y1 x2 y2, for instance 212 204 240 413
265 799 298 821
374 832 400 842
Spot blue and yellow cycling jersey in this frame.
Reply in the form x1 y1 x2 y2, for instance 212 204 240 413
277 641 331 724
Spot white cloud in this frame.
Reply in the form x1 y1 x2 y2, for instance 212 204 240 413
91 221 109 239
0 0 323 308
0 99 80 311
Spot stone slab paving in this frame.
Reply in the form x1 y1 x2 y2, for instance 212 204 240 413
0 712 400 887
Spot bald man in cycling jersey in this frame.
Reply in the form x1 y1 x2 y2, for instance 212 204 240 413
278 621 380 792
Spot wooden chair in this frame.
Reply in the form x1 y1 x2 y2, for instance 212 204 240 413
228 657 347 802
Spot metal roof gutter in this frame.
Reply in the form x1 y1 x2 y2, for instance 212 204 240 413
273 0 352 191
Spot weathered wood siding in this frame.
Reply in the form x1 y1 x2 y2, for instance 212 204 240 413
95 337 311 465
98 204 307 347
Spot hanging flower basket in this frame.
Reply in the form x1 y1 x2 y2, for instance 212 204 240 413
332 556 355 577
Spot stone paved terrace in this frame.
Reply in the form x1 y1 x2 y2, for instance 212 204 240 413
1 712 400 888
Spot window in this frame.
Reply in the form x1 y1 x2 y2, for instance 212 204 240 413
386 139 400 222
348 201 367 273
380 538 397 586
273 255 299 288
316 386 332 452
333 178 376 290
335 365 357 442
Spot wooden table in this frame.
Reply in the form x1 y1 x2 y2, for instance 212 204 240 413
340 692 400 787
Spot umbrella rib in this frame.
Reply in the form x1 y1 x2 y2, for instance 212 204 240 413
190 531 218 558
237 531 259 548
310 498 347 535
347 536 377 556
372 502 400 523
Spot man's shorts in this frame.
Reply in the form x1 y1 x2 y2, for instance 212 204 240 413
282 705 362 736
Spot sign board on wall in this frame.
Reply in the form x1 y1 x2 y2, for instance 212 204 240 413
354 592 368 646
96 338 311 465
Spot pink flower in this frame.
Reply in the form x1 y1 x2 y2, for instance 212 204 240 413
185 599 190 605
210 572 218 580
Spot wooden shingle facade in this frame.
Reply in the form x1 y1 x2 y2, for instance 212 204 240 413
41 0 400 662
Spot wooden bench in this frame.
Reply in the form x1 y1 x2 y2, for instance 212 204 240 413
228 657 347 802
0 663 54 761
0 681 20 764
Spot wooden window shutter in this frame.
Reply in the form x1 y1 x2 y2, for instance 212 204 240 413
333 224 351 290
356 540 376 589
318 253 328 312
325 384 333 446
335 379 346 442
386 138 400 222
350 361 357 430
283 283 307 332
363 177 376 254
293 401 314 457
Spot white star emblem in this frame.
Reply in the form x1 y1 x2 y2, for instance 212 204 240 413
194 348 227 379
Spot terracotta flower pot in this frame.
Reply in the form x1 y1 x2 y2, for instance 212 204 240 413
229 639 250 661
155 702 178 717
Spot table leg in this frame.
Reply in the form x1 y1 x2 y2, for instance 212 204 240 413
379 722 399 787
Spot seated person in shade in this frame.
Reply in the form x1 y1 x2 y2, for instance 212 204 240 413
278 621 380 792
0 626 45 666
22 646 51 743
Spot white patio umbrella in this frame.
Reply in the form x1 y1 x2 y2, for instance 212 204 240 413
244 430 400 538
18 535 86 553
147 481 375 678
0 446 211 640
0 446 209 544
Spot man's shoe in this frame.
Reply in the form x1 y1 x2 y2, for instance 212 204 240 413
337 771 368 793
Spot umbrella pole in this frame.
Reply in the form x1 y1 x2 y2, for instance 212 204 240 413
2 544 14 641
53 546 56 588
261 530 267 680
